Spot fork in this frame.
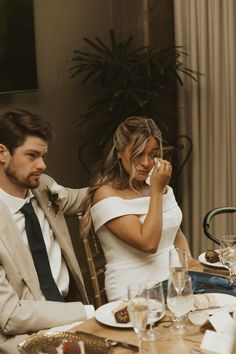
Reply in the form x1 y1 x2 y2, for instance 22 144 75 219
105 338 139 351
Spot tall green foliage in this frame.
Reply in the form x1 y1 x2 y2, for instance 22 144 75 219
71 30 197 146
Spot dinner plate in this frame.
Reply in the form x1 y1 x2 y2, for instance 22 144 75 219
95 300 165 328
198 293 236 309
95 301 133 328
189 293 236 325
198 251 227 268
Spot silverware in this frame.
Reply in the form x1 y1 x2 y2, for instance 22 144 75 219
105 338 139 351
191 304 236 314
75 331 139 352
191 305 222 313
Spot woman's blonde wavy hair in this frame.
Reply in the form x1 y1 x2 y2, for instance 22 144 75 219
80 116 163 238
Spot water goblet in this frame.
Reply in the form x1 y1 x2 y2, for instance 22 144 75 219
220 235 236 282
143 282 165 341
127 283 148 354
167 275 193 334
169 248 188 295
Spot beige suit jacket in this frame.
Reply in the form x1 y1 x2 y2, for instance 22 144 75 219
0 174 89 354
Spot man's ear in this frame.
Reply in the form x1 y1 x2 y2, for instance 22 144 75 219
0 144 9 163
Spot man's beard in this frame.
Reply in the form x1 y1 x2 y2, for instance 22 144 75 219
5 164 40 190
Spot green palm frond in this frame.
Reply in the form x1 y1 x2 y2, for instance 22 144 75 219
70 29 198 145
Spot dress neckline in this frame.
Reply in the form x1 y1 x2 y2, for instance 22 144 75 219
91 186 172 207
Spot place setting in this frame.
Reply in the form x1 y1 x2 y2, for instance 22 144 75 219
165 247 236 353
92 243 236 353
93 249 221 350
198 249 225 269
164 247 236 336
198 247 230 276
195 235 236 295
94 282 166 353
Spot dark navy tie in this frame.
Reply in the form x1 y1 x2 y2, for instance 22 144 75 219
21 200 64 302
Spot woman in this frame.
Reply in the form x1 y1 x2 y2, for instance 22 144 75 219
80 116 197 301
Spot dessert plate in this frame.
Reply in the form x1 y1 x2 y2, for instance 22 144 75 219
95 300 165 328
198 251 227 268
95 301 132 328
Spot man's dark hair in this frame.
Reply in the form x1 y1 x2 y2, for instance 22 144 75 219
0 108 54 153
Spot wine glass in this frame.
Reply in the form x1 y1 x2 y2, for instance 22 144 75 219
143 282 165 341
167 275 193 334
219 235 236 282
127 283 148 353
169 248 188 295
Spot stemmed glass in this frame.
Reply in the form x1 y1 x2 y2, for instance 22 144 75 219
127 283 148 354
143 282 165 341
169 248 188 295
167 275 193 334
219 235 236 283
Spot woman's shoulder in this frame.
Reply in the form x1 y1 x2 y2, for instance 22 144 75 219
93 184 120 204
91 187 150 231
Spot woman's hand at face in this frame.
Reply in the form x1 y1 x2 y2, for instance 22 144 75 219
150 159 172 193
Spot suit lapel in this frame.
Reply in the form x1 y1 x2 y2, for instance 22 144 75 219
33 186 89 304
32 188 70 243
0 201 42 298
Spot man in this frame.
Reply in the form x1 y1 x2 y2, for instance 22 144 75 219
0 108 94 354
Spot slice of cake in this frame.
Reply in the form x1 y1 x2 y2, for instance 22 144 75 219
205 250 220 263
113 301 130 324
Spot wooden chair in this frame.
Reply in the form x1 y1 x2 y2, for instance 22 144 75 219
65 215 107 309
79 227 107 309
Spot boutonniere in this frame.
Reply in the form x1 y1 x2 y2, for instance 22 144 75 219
46 182 68 216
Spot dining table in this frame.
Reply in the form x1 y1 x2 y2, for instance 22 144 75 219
69 262 232 354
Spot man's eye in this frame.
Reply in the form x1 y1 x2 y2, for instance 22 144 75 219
27 153 36 158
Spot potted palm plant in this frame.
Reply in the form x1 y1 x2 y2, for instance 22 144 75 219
70 30 197 174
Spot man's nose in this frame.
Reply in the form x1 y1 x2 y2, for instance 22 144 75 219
37 158 46 170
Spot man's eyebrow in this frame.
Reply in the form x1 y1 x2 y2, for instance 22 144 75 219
25 149 40 153
25 149 47 155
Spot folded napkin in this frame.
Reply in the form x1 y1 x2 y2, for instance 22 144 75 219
189 271 236 296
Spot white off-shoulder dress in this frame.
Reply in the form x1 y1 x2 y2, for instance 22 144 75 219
91 186 182 301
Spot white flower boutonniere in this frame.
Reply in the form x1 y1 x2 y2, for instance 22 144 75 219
46 182 68 216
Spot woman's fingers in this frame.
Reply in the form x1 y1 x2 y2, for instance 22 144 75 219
157 159 172 174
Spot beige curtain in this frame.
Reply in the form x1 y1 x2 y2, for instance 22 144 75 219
173 0 236 256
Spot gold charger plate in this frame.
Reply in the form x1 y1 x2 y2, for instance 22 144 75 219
18 330 112 354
